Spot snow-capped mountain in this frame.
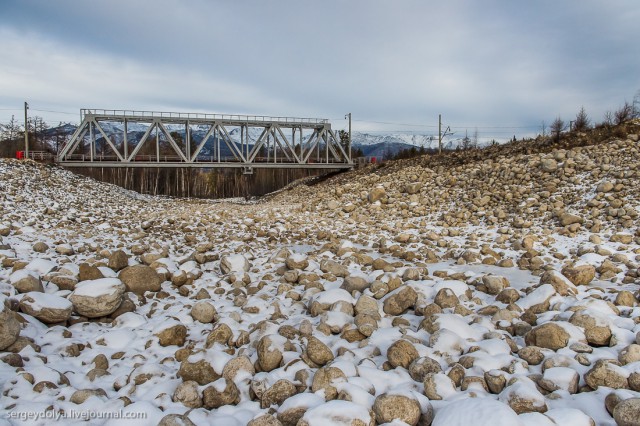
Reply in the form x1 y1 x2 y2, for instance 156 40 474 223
227 127 267 145
33 123 488 160
351 132 437 147
351 131 462 150
43 123 77 136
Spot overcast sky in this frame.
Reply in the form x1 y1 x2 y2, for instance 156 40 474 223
1 0 639 138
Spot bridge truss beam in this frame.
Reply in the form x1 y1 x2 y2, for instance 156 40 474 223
57 109 353 173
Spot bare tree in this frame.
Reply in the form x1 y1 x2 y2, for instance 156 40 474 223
550 116 565 141
472 128 479 148
604 111 614 126
5 115 20 141
541 120 546 137
52 122 70 154
614 101 634 125
338 130 350 157
574 106 590 131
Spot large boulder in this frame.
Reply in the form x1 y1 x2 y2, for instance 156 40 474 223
285 254 309 270
540 158 558 172
368 187 386 203
584 359 629 390
78 263 104 282
525 323 570 351
619 344 640 365
499 382 547 414
434 288 459 308
10 270 44 293
561 265 596 286
0 299 21 350
70 389 107 404
539 270 577 296
191 301 217 323
408 357 442 382
423 373 457 400
155 323 188 347
69 278 125 318
220 254 250 275
319 260 349 278
298 400 374 426
260 379 298 409
277 393 324 426
222 356 255 382
19 292 73 323
372 393 421 426
558 212 584 226
383 286 418 315
403 182 422 194
179 358 220 385
305 336 334 366
108 250 129 271
311 367 347 401
118 265 162 294
387 339 419 369
247 414 283 426
172 381 203 408
157 415 196 426
482 275 510 295
569 311 612 346
341 276 370 294
538 367 579 394
202 378 240 409
257 335 284 372
613 398 640 426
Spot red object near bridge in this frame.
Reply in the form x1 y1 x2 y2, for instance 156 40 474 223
16 151 25 160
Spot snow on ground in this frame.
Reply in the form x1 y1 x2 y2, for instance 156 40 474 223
0 129 639 426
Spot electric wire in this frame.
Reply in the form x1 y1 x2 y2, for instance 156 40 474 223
30 108 78 116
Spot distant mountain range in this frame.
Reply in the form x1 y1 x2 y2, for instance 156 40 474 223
349 132 467 158
8 123 485 160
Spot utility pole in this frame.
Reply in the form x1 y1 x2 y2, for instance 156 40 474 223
24 102 29 158
437 114 452 153
345 113 352 161
438 114 442 154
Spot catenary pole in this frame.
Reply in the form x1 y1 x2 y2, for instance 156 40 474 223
24 102 29 158
438 113 442 155
345 113 352 161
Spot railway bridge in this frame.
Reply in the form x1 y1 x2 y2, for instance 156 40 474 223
56 109 352 174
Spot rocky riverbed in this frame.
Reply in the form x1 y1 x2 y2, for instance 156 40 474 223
0 125 640 425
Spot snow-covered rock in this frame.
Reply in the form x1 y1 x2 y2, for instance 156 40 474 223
19 292 73 323
69 278 126 318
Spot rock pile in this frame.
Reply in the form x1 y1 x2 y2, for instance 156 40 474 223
0 123 639 425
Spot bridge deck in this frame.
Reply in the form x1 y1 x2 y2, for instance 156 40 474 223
82 109 329 128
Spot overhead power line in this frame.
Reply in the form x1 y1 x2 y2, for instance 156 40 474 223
30 108 78 116
335 116 540 130
450 124 539 129
352 119 438 128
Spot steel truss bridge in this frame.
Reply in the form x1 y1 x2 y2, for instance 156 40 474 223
57 109 352 174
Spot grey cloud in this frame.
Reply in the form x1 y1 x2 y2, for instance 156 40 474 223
1 0 638 138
